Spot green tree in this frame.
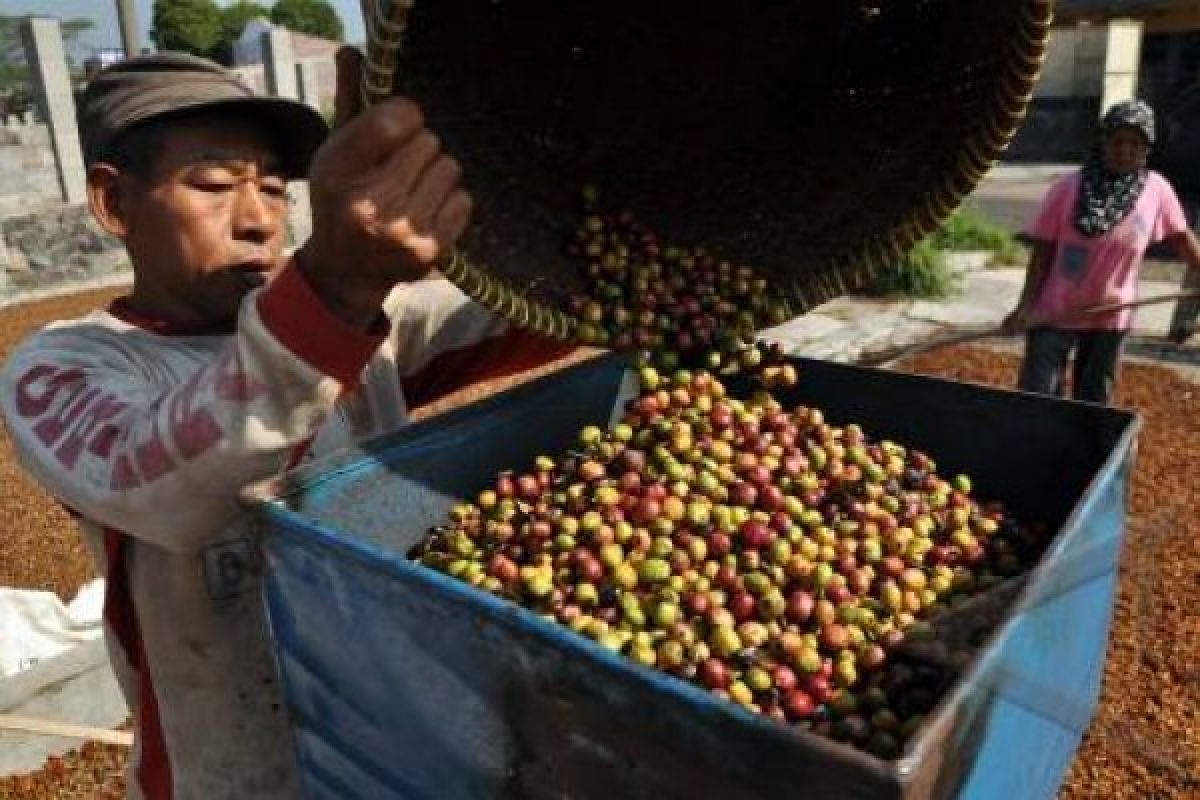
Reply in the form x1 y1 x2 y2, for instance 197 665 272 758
270 0 344 42
150 0 223 57
0 16 26 88
215 0 268 64
0 15 27 107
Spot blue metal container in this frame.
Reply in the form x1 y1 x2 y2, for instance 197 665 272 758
248 355 1138 800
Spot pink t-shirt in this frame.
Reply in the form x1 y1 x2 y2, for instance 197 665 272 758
1025 170 1188 330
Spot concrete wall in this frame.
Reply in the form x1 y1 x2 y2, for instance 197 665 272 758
230 64 269 95
0 205 127 295
0 120 60 218
0 118 129 298
232 26 338 113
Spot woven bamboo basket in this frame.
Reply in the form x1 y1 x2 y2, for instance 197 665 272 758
359 0 1053 341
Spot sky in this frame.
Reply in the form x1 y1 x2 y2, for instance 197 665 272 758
0 0 367 53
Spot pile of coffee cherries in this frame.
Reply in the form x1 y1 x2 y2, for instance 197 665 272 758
413 362 1042 758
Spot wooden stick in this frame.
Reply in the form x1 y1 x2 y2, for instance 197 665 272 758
0 713 133 747
854 290 1200 368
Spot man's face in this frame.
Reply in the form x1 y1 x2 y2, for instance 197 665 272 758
117 115 289 325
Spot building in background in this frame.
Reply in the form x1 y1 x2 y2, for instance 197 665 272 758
1011 0 1200 185
229 18 338 112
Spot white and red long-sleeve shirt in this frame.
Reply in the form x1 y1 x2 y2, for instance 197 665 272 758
0 262 571 799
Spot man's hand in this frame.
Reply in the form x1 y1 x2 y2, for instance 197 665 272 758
298 90 472 329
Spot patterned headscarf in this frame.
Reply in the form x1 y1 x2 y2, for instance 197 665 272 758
1074 100 1156 238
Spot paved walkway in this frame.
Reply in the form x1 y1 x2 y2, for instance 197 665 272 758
762 265 1196 366
966 163 1076 232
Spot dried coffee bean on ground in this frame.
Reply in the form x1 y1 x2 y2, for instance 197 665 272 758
0 287 126 599
0 739 128 800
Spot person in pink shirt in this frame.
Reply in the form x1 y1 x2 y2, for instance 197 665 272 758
1003 99 1200 404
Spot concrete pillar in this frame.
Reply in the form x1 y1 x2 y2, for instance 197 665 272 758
283 53 316 247
1100 19 1144 113
287 183 313 246
115 0 140 58
262 30 298 99
20 18 86 206
296 59 322 112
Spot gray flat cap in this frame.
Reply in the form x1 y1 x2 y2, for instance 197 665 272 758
79 51 329 179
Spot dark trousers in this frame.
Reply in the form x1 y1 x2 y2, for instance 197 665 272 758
1017 327 1127 405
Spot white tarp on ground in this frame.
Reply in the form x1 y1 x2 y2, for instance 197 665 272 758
0 580 104 678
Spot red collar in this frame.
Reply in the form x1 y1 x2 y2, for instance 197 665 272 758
108 297 237 336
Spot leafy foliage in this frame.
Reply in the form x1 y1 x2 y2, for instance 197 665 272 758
928 208 1024 265
150 0 223 57
868 208 1023 299
270 0 344 42
868 240 959 300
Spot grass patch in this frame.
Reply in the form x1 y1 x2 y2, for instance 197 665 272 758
868 239 959 300
865 208 1024 299
868 208 1027 298
929 208 1024 264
